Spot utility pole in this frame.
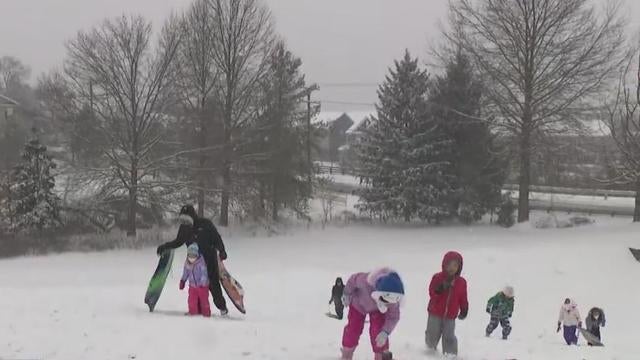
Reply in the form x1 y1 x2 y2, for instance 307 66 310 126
306 84 319 191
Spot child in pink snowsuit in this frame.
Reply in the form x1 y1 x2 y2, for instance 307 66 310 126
180 243 211 317
341 268 404 360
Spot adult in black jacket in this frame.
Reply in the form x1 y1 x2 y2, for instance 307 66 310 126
157 205 229 315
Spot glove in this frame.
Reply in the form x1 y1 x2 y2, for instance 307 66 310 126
179 280 185 290
219 250 228 261
435 280 452 294
556 322 561 333
508 313 512 318
578 321 582 329
342 294 351 306
156 244 167 256
458 308 468 320
375 331 389 347
486 306 491 314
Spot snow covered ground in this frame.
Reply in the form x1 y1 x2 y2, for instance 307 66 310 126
1 215 639 360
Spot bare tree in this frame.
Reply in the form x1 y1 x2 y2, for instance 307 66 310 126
64 15 182 236
0 56 30 91
207 0 275 226
605 48 640 221
448 0 627 222
173 0 222 217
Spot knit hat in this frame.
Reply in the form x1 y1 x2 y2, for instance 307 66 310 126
503 285 514 297
187 243 200 258
372 271 405 305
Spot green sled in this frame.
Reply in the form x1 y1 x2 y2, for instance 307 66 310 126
144 249 175 312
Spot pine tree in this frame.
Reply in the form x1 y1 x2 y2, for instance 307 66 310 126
430 51 505 223
357 50 454 222
8 133 61 231
249 41 315 221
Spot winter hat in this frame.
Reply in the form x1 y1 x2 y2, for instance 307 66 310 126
187 243 200 258
503 285 514 297
372 272 405 303
179 204 197 225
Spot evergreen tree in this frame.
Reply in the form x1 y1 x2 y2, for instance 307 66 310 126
251 41 315 221
430 51 505 223
8 133 60 231
357 50 454 222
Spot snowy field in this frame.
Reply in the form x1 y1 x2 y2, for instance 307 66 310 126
1 215 640 360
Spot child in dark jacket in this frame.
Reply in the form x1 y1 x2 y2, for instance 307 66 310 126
585 307 606 345
485 286 515 339
180 243 211 317
329 277 345 319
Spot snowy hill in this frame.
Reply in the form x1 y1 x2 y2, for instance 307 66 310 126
1 215 639 359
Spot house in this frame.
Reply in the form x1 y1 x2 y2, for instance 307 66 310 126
339 111 375 172
313 112 354 163
0 94 18 126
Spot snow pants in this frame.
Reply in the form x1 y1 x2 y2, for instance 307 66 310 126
486 316 512 338
563 325 578 345
425 314 458 355
188 286 211 317
342 306 389 354
334 302 344 320
203 253 227 312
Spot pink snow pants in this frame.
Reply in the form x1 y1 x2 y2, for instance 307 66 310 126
342 306 389 353
188 286 211 317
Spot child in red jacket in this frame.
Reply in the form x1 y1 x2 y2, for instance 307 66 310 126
425 251 468 356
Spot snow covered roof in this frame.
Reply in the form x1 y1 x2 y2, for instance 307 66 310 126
0 94 19 107
345 111 375 134
312 111 348 125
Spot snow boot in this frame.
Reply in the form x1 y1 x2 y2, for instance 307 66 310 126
380 351 393 360
340 347 354 360
220 308 229 317
502 334 508 340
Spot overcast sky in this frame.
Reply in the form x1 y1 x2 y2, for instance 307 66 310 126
1 0 638 111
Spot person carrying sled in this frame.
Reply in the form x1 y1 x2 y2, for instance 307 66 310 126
157 205 230 316
557 298 581 345
585 307 606 346
340 268 404 360
485 286 515 339
329 277 345 320
425 251 469 357
180 243 211 317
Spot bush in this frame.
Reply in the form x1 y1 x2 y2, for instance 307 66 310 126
496 195 516 228
458 202 483 225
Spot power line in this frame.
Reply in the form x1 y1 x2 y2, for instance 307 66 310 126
317 82 379 88
318 100 376 106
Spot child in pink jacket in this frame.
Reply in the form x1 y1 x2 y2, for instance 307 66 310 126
340 268 405 360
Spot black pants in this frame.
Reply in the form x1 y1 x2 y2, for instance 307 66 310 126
205 255 227 311
334 302 344 319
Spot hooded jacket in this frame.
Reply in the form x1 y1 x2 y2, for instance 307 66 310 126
585 307 606 330
181 256 209 288
558 299 581 327
427 251 469 319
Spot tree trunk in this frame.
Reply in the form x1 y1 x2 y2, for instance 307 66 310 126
272 178 278 222
127 166 138 236
517 132 531 223
634 180 640 222
220 162 230 227
197 103 207 218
